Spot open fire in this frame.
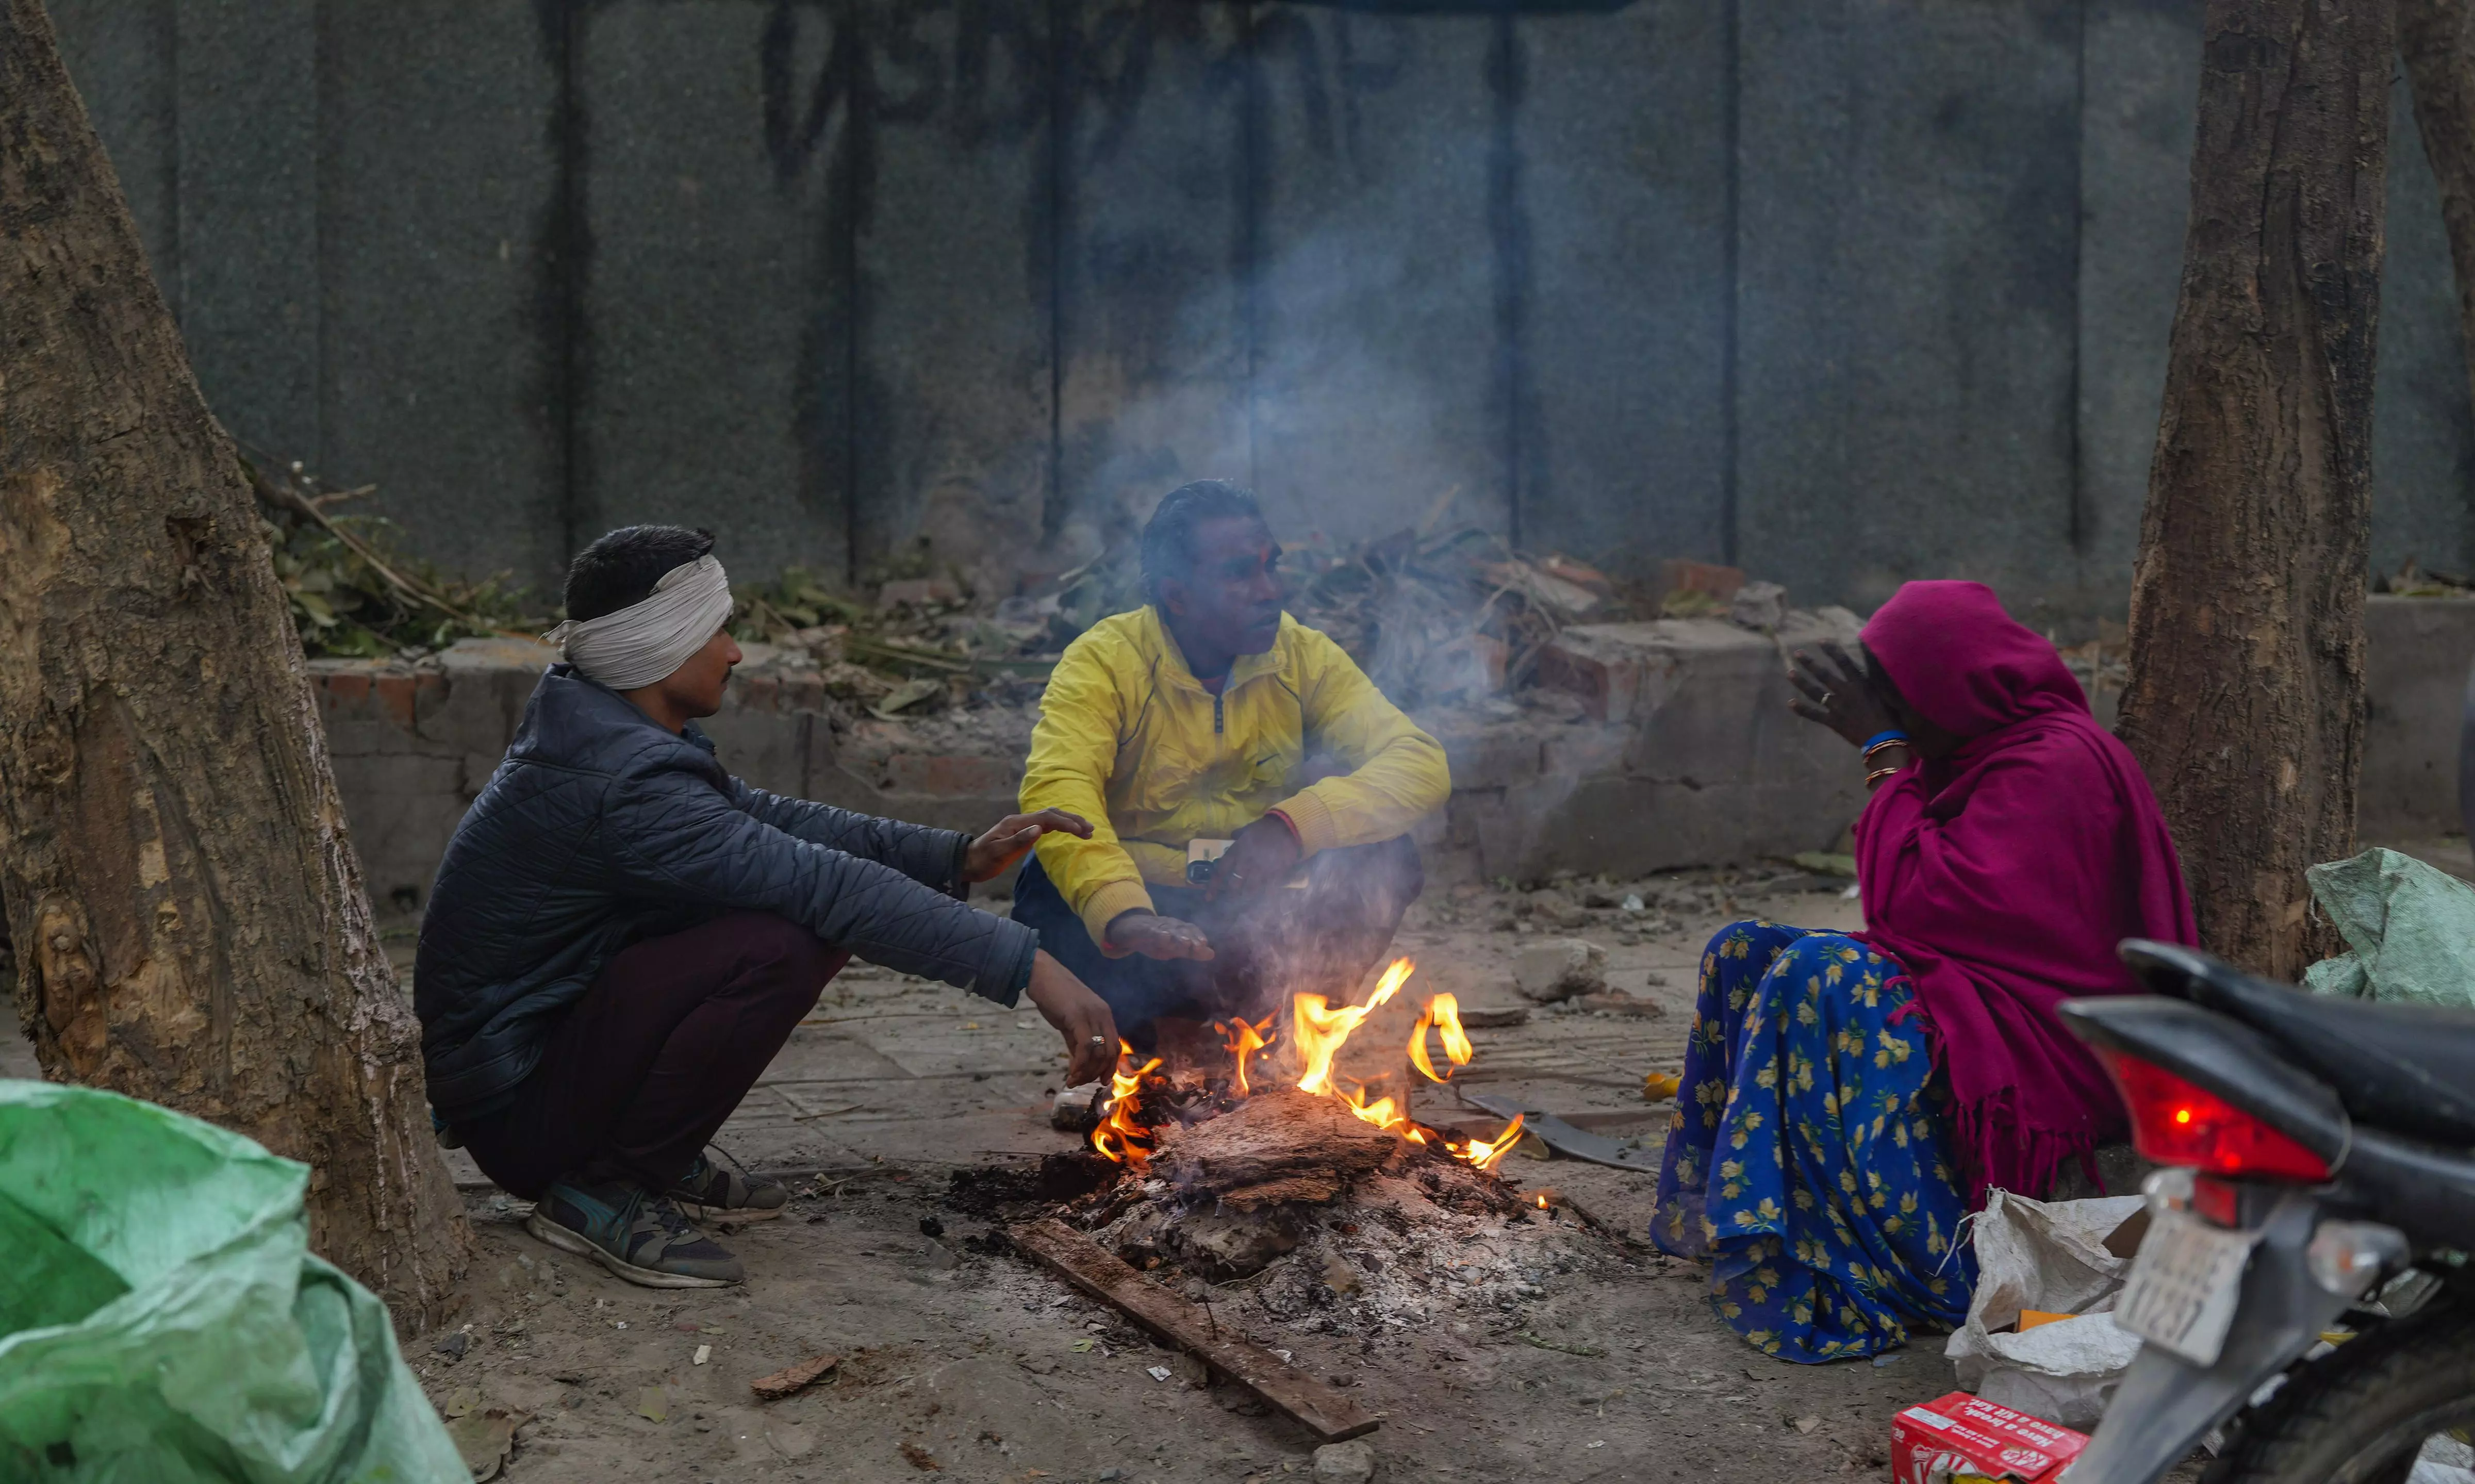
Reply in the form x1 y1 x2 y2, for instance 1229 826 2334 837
1088 958 1525 1175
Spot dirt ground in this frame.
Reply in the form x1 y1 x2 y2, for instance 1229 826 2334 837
402 872 2069 1484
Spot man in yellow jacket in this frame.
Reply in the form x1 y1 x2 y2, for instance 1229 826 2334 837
1012 481 1452 1043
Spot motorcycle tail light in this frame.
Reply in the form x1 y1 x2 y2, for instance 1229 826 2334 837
2191 1175 2242 1227
2098 1050 2331 1181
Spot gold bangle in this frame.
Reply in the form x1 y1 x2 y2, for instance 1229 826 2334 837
1862 738 1910 762
1865 766 1901 786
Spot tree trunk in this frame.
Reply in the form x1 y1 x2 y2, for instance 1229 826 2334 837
2117 0 2392 979
0 0 468 1321
2401 0 2475 473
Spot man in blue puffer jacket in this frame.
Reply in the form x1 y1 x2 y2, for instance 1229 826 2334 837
416 525 1118 1288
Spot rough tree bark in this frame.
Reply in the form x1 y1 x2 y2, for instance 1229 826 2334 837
2401 0 2475 453
0 0 468 1320
2117 0 2392 979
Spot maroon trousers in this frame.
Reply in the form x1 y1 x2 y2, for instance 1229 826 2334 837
459 912 846 1198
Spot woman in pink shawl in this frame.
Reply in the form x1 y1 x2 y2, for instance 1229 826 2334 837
1649 580 2194 1362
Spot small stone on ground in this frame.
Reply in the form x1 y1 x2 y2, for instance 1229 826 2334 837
1311 1439 1376 1483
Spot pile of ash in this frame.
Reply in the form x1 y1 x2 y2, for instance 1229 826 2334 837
962 1090 1631 1342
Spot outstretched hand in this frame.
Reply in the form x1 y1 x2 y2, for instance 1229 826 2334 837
1204 816 1302 902
963 808 1092 883
1025 950 1118 1085
1108 912 1216 962
1787 641 1900 750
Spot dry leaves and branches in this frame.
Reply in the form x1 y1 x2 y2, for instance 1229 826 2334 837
248 455 543 658
248 459 1650 722
731 523 1643 720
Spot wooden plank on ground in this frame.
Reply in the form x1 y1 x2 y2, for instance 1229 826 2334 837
1008 1218 1379 1444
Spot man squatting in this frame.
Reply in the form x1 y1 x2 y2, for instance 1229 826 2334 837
1012 481 1453 1049
416 525 1119 1288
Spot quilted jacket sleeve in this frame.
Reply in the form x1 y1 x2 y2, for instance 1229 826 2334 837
726 778 971 897
614 761 1033 1004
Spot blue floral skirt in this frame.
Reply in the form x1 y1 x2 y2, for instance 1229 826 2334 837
1651 921 1976 1361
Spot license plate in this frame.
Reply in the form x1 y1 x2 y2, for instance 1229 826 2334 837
2116 1207 2262 1366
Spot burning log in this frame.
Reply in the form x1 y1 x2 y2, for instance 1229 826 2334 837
1009 1218 1379 1444
1152 1088 1397 1210
1084 956 1526 1177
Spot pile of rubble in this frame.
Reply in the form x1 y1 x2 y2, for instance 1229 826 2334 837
732 525 1802 732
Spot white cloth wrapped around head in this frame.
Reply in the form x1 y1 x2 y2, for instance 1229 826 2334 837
543 554 734 689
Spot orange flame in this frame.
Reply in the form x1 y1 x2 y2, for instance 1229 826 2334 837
1294 958 1415 1098
1219 1016 1274 1097
1091 1041 1163 1164
1076 953 1513 1180
1409 993 1476 1084
1336 1083 1408 1136
1457 1113 1525 1172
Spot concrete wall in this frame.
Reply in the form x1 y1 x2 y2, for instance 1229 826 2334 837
46 0 2475 622
2361 596 2475 843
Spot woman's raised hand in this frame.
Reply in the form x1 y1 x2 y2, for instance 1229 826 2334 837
1788 641 1900 750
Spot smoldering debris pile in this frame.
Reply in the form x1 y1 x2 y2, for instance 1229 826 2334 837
729 529 1784 729
256 447 1804 743
964 1093 1629 1344
728 527 1647 721
252 448 1785 728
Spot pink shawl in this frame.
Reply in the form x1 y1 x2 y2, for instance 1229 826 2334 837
1855 581 2196 1204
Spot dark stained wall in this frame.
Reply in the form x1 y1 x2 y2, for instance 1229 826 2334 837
43 0 2475 624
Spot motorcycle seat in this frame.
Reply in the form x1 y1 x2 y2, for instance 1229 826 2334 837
2120 940 2475 1149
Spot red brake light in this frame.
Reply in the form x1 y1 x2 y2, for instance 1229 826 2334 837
2098 1050 2331 1181
2191 1175 2242 1227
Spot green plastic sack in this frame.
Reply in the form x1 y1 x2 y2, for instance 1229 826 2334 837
2301 847 2475 1010
0 1079 465 1483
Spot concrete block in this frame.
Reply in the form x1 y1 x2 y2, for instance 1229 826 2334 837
1513 937 1606 1003
1429 720 1544 792
696 708 811 801
2361 596 2475 841
334 752 468 913
430 639 557 756
1476 609 1866 879
309 661 446 757
1536 609 1856 730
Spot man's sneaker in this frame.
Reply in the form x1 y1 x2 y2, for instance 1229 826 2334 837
525 1177 745 1288
666 1151 789 1223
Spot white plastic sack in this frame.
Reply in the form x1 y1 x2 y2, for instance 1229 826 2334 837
1945 1189 2145 1428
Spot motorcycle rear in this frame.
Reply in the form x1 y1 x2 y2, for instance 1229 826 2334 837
2060 941 2475 1483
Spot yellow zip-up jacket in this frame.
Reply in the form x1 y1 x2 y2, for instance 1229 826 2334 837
1021 606 1451 952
